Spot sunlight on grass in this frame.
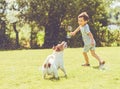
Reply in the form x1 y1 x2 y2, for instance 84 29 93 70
0 47 120 89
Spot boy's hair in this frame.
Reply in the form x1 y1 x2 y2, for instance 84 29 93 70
78 12 89 21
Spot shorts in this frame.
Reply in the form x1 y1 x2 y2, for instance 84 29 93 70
83 44 96 52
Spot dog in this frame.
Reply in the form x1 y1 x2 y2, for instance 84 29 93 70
42 41 67 79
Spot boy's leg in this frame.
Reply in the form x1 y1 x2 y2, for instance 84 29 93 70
82 45 90 66
90 50 105 65
82 52 90 66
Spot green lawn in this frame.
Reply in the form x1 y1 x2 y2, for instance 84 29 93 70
0 47 120 89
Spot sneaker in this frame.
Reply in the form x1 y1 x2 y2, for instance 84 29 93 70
99 61 105 66
99 61 105 69
82 64 90 66
99 61 105 70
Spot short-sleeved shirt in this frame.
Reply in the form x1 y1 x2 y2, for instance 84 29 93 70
80 24 95 46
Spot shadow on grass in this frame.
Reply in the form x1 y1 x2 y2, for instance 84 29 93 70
92 66 99 69
44 75 67 81
44 77 59 81
92 66 106 70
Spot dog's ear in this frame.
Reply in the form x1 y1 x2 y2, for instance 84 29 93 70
56 47 60 52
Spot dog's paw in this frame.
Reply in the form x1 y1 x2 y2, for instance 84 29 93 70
55 77 60 80
42 75 46 79
64 75 67 79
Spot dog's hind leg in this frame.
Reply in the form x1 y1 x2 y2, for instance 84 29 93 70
42 68 47 79
42 73 45 79
42 72 46 79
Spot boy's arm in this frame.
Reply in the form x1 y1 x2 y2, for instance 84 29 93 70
70 26 81 36
88 32 95 46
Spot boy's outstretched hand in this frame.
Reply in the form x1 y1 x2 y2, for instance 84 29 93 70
70 32 76 36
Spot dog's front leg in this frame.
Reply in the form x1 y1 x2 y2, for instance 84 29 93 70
60 66 67 78
53 66 59 80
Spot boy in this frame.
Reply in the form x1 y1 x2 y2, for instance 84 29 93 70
70 12 105 67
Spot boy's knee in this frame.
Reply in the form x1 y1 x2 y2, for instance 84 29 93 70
83 52 87 55
91 52 96 57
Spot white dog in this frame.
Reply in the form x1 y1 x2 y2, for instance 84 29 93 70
42 41 67 79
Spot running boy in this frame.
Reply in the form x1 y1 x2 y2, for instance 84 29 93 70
70 12 105 67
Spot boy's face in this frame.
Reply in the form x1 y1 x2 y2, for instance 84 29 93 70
78 17 88 26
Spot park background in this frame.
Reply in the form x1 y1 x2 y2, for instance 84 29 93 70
0 0 120 49
0 0 120 89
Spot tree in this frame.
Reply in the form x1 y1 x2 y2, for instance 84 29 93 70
0 0 8 48
5 0 21 48
17 0 78 48
17 0 112 48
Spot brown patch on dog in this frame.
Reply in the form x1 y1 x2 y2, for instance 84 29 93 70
44 63 51 68
48 63 51 68
44 64 47 68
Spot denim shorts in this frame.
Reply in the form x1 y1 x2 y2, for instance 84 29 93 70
83 44 96 52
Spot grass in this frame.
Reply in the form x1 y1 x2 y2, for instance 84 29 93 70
0 47 120 89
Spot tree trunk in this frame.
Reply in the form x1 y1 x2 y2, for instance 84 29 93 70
0 19 6 48
13 22 20 48
42 19 60 48
30 23 38 49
